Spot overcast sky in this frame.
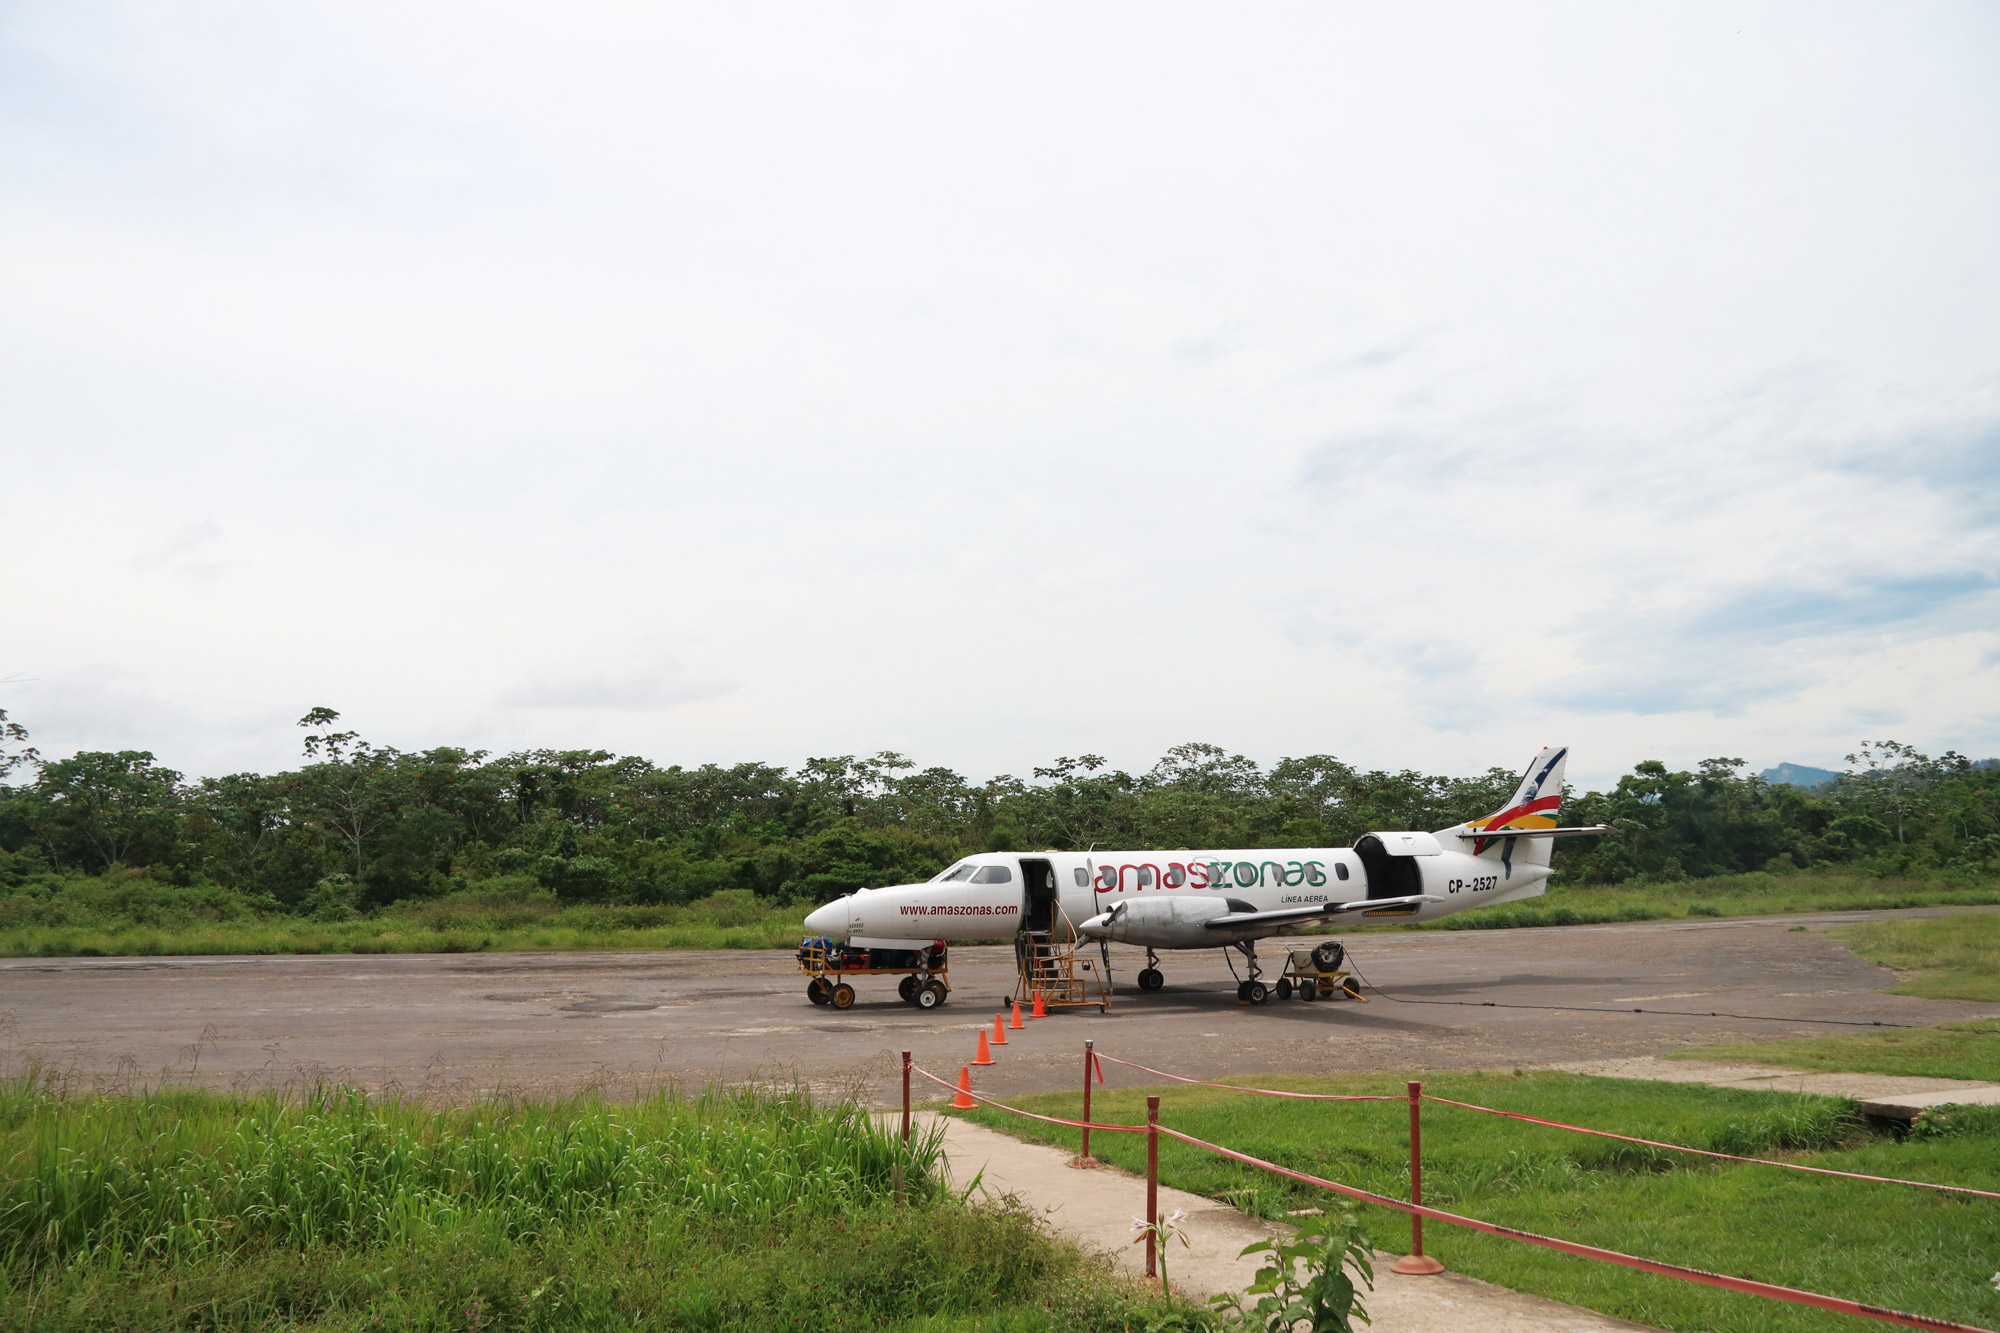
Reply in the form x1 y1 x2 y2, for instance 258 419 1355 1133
4 1 1997 792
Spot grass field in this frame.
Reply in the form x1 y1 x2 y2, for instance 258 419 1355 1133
958 1071 2000 1331
0 888 815 958
1832 911 2000 1002
1673 1018 2000 1082
0 1076 1172 1331
3 870 1994 959
1382 869 2000 933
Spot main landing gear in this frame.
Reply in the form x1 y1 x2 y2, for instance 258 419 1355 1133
1137 948 1166 992
1232 940 1272 1006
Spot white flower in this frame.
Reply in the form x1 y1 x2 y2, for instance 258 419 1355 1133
1991 1271 2000 1293
1131 1216 1149 1232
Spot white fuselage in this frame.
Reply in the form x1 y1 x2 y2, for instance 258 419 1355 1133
801 841 1550 949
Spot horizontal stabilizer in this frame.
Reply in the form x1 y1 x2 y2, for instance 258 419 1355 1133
1456 824 1615 840
1206 894 1441 929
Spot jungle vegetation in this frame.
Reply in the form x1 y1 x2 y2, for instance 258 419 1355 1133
0 708 1994 941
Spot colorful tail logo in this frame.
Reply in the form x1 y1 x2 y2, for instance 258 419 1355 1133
1470 747 1567 863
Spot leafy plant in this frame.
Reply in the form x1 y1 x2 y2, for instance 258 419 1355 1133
1211 1209 1373 1332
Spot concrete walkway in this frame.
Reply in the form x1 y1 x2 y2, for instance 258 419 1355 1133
1553 1055 2000 1119
929 1113 1657 1332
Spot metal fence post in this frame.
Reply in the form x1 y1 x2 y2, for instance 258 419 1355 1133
1391 1080 1445 1275
897 1051 911 1207
1145 1095 1160 1279
1081 1040 1095 1162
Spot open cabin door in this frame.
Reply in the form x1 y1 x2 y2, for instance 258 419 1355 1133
1018 858 1058 933
1353 835 1424 900
1012 856 1110 1013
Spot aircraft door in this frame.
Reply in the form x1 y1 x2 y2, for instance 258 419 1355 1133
1353 835 1422 900
1018 858 1057 933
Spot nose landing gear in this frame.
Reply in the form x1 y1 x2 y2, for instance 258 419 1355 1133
1136 947 1165 991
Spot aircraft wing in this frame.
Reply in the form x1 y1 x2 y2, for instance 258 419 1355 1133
1204 894 1441 929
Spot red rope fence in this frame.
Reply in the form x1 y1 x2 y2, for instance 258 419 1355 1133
1087 1046 1987 1202
907 1061 1148 1133
902 1047 1996 1333
1422 1093 2000 1201
1155 1122 1993 1333
1091 1051 1398 1101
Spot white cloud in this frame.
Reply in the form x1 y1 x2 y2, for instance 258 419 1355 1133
498 663 734 712
2 1 1998 793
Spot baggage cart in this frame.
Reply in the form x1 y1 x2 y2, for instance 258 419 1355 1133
1276 940 1366 1002
797 937 951 1010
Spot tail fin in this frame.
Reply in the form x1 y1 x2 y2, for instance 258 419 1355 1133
1463 746 1569 869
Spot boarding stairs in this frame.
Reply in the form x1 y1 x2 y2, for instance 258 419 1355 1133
1014 913 1111 1012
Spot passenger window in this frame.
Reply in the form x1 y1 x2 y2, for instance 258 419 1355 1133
1138 866 1155 887
971 865 1013 884
1334 863 1350 881
1073 867 1089 887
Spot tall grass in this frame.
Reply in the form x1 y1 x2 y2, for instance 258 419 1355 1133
0 1079 1174 1330
1391 870 2000 933
0 887 814 958
0 1076 940 1270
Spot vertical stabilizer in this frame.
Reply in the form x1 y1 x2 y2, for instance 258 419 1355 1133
1444 746 1569 872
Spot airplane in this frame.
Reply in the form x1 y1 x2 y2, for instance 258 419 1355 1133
799 746 1612 1005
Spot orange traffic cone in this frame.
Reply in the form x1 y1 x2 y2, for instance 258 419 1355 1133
1009 1000 1025 1030
973 1029 995 1066
991 1013 1008 1045
951 1066 976 1109
1032 992 1047 1019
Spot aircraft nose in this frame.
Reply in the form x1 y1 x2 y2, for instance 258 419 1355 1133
802 899 846 936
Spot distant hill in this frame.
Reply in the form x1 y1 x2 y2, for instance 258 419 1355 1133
1761 763 1842 790
1762 758 1999 790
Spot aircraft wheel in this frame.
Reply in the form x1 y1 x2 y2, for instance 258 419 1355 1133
917 981 946 1009
830 982 856 1010
1275 978 1294 1001
1237 980 1253 1003
1246 981 1269 1006
1313 941 1345 972
1137 967 1164 991
898 976 918 1002
807 979 831 1005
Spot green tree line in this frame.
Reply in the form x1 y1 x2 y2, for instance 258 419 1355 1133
1 709 1995 916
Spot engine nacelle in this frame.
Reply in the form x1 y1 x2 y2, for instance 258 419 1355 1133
1079 895 1258 948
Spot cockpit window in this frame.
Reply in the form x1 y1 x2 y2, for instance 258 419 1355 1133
970 865 1013 884
935 863 977 882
